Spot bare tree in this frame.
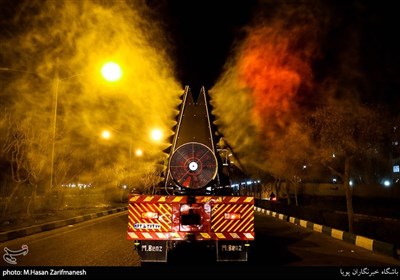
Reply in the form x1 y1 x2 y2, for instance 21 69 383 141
264 122 311 205
0 109 78 216
309 103 389 232
24 123 49 216
140 164 163 195
1 111 27 216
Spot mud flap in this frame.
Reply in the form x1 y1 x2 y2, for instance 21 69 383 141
135 240 168 262
216 240 249 261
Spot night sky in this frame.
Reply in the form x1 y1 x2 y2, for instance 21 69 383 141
150 0 258 93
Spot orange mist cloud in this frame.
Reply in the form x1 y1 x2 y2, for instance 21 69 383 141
207 3 323 175
237 26 312 131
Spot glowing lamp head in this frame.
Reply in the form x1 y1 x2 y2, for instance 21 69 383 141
101 62 122 82
151 129 163 141
135 149 143 157
101 130 111 139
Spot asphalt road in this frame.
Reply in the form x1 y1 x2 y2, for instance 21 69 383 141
0 212 140 267
1 211 399 272
165 212 400 267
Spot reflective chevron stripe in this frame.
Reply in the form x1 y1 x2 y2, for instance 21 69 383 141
194 196 254 204
127 195 255 241
128 203 172 232
129 195 187 203
211 203 254 233
127 231 255 241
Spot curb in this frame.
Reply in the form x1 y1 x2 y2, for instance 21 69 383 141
0 206 128 243
255 206 398 259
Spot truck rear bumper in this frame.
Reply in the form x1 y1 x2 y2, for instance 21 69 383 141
127 231 255 241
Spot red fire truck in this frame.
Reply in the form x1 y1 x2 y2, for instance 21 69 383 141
126 86 255 262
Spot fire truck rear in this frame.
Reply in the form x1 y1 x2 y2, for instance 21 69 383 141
126 86 255 262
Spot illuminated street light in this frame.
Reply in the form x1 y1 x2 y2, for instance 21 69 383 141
101 130 112 139
100 128 137 163
101 62 122 82
2 60 123 189
135 149 143 157
50 62 122 187
51 60 122 188
101 127 161 162
151 129 163 142
51 59 118 188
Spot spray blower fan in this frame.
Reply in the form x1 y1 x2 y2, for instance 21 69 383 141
169 142 218 189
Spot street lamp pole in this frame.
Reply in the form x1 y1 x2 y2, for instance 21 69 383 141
2 60 122 189
50 58 59 188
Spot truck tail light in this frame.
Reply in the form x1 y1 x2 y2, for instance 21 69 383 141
141 211 158 219
224 213 241 220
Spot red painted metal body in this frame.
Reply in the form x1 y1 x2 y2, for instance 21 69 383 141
126 194 255 241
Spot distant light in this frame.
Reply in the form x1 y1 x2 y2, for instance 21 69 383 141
349 180 353 186
246 181 252 185
62 182 92 189
332 153 336 158
257 180 261 183
332 178 337 183
151 129 162 141
122 185 127 189
101 62 122 82
101 130 111 139
135 149 143 157
383 180 391 187
303 165 307 169
393 165 399 173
